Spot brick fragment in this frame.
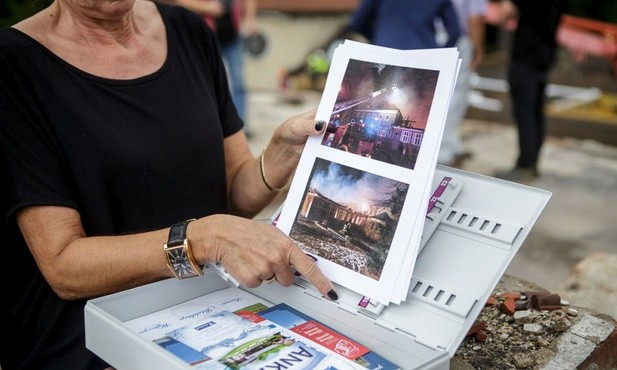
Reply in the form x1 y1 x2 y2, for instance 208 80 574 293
467 320 487 337
501 297 516 315
475 331 488 342
540 305 563 312
485 296 499 307
529 292 561 311
503 292 522 300
523 290 547 298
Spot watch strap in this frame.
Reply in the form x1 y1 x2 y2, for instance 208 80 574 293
168 219 195 246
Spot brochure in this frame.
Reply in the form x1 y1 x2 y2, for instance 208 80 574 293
123 287 271 367
124 284 397 369
257 303 400 370
167 310 367 369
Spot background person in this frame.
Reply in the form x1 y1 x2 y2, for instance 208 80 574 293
159 0 257 135
348 0 461 50
495 0 569 182
0 0 336 368
437 0 488 168
209 0 257 136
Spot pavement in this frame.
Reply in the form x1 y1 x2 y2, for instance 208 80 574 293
244 57 617 319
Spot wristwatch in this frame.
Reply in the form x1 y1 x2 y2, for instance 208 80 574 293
164 219 203 279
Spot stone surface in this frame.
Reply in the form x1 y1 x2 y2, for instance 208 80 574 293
580 328 617 370
570 315 615 344
543 332 598 370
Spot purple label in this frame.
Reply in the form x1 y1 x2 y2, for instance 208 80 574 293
358 296 370 308
427 177 452 214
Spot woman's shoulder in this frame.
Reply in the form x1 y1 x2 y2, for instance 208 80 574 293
154 1 217 45
0 27 39 57
153 0 205 25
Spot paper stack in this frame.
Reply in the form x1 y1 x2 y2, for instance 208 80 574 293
275 40 461 305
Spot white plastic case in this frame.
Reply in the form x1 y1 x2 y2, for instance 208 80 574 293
85 166 551 370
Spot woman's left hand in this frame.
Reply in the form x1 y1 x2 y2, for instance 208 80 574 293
261 109 325 188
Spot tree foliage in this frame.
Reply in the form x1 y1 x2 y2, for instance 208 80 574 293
1 0 51 27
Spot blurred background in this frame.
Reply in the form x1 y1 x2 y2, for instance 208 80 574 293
2 0 616 316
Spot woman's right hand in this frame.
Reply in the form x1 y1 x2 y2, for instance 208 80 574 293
191 215 338 300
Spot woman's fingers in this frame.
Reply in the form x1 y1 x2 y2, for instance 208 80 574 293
288 247 338 300
210 216 336 299
277 109 324 145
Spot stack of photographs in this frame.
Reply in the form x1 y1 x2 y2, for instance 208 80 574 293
275 40 461 305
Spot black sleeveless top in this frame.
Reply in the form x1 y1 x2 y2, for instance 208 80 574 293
0 3 242 368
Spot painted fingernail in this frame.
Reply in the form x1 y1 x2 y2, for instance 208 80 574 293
306 253 317 262
294 271 302 276
314 121 325 131
327 289 338 300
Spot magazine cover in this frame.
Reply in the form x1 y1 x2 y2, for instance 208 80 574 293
167 310 355 369
257 303 400 370
275 40 460 304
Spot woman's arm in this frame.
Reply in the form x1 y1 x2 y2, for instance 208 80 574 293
225 109 322 217
18 203 335 301
17 109 332 301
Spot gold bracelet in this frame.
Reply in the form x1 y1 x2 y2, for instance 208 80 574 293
260 149 286 192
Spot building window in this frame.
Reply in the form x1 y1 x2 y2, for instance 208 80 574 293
376 126 389 137
400 130 411 143
412 132 423 146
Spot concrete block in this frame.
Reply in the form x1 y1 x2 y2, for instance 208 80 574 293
542 332 597 369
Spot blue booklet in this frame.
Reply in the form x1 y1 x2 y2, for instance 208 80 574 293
257 303 400 370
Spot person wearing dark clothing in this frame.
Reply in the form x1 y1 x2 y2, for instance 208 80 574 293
495 0 569 183
210 0 257 130
348 0 461 50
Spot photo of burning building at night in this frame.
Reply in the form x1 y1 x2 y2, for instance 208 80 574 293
289 158 410 280
321 59 440 170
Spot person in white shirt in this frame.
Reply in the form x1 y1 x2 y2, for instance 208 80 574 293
438 0 488 167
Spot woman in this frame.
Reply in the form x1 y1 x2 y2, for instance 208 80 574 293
0 0 336 368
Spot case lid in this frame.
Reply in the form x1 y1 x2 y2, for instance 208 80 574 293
278 165 552 357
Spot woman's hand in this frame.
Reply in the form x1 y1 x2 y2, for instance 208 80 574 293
270 108 324 157
193 215 337 300
225 109 326 217
260 109 326 190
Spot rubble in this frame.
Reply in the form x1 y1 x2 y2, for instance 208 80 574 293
452 275 616 370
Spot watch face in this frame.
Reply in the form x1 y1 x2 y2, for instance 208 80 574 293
168 246 199 278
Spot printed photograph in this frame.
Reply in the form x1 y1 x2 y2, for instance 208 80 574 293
289 158 410 280
321 59 440 170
